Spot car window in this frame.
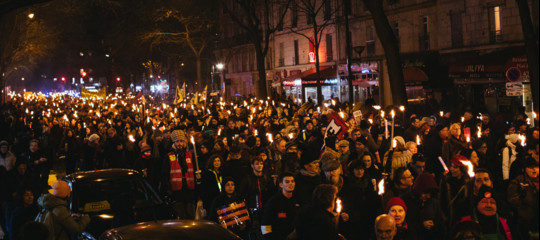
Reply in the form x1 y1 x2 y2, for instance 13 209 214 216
74 177 161 213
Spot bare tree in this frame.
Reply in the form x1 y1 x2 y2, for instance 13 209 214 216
363 0 407 107
221 0 292 99
515 0 539 111
287 0 336 105
142 0 216 91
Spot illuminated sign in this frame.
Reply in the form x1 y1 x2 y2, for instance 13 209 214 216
309 52 316 63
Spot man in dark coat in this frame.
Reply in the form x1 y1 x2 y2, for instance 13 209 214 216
261 172 299 240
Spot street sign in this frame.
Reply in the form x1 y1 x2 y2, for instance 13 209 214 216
506 82 523 96
505 67 521 82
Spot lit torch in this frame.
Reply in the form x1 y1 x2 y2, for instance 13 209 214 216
416 135 421 145
378 179 385 195
267 133 273 143
128 135 136 142
440 111 444 117
518 134 526 147
477 126 482 139
460 160 475 178
336 198 342 213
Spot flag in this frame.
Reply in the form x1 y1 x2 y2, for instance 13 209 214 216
201 85 207 101
324 112 349 140
175 83 185 104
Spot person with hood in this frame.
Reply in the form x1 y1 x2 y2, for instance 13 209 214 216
502 133 525 182
507 158 539 239
37 181 90 240
294 150 324 206
402 173 445 240
386 197 418 240
0 140 16 172
209 177 249 239
459 186 513 240
383 136 413 178
341 159 381 240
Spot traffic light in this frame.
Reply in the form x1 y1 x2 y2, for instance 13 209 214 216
61 77 66 82
116 77 121 82
81 71 87 77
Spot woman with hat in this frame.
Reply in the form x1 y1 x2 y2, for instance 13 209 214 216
386 197 418 240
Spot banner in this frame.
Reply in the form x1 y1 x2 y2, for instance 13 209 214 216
324 112 349 140
81 87 106 99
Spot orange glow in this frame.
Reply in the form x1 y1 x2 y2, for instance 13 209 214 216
378 179 385 195
460 160 475 177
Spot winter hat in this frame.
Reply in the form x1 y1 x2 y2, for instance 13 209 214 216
413 173 439 196
523 157 539 169
300 150 319 166
356 136 368 146
450 155 467 167
475 186 497 207
393 136 406 148
140 143 152 153
320 151 338 165
360 120 370 130
386 197 407 213
348 159 366 172
171 130 186 142
505 133 519 143
322 160 340 172
52 181 71 198
88 134 100 143
337 140 349 148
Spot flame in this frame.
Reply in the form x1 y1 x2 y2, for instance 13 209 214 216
477 126 482 139
460 160 475 177
368 119 373 124
339 112 345 119
466 136 470 143
381 111 385 118
399 106 405 112
218 129 221 136
461 117 465 123
393 139 397 149
128 135 136 142
267 133 273 143
373 105 381 110
378 179 385 195
527 118 531 125
336 198 342 213
533 111 537 119
254 130 258 136
416 135 421 145
391 110 395 119
190 136 195 145
518 134 526 146
288 133 294 139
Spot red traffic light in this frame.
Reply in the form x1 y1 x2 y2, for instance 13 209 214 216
81 71 87 77
116 77 121 82
61 77 66 81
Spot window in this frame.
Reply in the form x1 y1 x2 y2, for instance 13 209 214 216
393 21 400 50
366 26 375 55
291 2 298 27
279 42 285 67
450 11 463 47
324 0 332 20
419 16 430 51
326 34 333 61
294 40 299 65
489 6 502 43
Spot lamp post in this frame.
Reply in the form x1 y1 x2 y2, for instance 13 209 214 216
216 63 224 98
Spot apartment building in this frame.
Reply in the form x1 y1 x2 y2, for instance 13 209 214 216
216 0 537 111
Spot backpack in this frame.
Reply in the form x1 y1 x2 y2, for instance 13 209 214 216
35 208 61 240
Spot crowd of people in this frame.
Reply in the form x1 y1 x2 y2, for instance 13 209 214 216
0 92 538 240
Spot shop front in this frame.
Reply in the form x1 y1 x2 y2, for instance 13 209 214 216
443 47 527 114
337 61 380 103
283 66 340 103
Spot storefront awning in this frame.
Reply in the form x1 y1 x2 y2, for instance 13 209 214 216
403 68 428 83
284 66 337 81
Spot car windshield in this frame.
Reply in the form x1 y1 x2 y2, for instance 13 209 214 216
73 177 162 214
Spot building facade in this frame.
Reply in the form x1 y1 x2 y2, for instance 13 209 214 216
216 0 538 112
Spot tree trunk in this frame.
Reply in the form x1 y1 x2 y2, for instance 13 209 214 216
515 0 539 111
254 39 268 99
363 0 407 107
196 55 202 92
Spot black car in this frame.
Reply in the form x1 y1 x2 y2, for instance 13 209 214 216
63 169 176 237
99 220 242 240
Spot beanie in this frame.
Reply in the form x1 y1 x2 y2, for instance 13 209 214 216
386 197 407 213
337 140 349 148
300 150 318 166
319 151 338 166
52 181 71 198
171 130 186 142
322 160 340 172
413 173 439 196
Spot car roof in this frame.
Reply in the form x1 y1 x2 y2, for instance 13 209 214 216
101 220 241 240
64 168 141 183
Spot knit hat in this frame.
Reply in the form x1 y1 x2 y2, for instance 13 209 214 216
337 140 349 148
140 143 151 153
386 197 407 213
322 160 340 172
300 150 318 166
320 151 338 165
88 134 100 143
475 186 497 207
171 130 186 142
523 157 539 169
52 181 71 198
413 173 439 196
450 155 467 167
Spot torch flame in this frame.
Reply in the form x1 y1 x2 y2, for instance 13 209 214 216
373 105 381 110
128 135 136 142
267 133 273 143
440 111 444 117
190 136 195 145
368 119 373 124
391 110 395 119
466 136 470 143
339 112 345 119
416 135 421 145
461 117 465 123
254 130 258 136
518 134 526 146
477 126 482 139
336 198 342 213
378 179 385 195
399 106 405 112
218 129 221 136
288 133 294 140
392 139 397 149
460 160 475 177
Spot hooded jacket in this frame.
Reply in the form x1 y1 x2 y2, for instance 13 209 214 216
37 193 90 240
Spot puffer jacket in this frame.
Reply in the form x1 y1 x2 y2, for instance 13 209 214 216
37 193 90 240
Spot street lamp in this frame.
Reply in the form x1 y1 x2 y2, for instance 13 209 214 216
28 13 34 19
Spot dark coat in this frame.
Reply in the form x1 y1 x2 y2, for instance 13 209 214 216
295 205 340 240
37 194 91 240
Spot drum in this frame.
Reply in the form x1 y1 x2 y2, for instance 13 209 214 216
217 201 251 228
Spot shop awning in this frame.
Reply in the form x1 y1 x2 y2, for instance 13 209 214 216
284 66 337 81
403 68 428 83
